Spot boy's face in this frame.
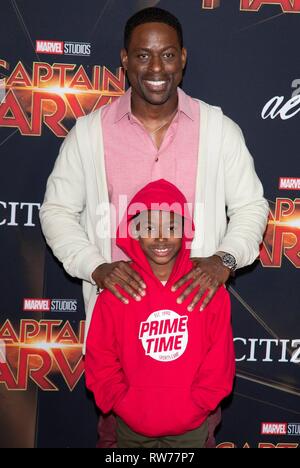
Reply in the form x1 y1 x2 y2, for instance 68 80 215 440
134 210 183 266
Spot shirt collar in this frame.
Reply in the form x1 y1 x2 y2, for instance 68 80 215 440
114 87 195 123
114 88 132 123
177 87 195 121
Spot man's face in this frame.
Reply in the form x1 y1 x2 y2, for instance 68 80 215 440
121 22 187 106
133 210 183 266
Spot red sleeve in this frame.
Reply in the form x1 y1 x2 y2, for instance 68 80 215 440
192 288 236 414
85 294 128 414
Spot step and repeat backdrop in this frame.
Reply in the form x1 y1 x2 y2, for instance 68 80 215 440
0 0 299 448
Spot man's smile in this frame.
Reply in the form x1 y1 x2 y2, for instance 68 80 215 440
143 79 169 92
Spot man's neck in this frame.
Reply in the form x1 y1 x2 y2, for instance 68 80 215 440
131 89 179 123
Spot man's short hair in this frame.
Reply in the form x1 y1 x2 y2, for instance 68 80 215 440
124 7 183 50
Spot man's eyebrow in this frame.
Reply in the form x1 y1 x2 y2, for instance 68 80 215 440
133 46 178 53
133 47 150 52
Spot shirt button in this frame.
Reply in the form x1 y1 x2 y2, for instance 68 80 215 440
155 157 159 162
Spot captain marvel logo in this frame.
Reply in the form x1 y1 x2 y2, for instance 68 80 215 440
139 310 188 362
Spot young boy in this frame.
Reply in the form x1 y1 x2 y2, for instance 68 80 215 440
85 179 235 448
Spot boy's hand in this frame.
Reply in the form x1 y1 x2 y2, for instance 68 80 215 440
92 262 147 304
171 256 231 312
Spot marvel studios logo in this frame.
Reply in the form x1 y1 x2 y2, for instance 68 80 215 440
36 40 91 57
279 177 300 190
261 423 300 436
23 298 78 313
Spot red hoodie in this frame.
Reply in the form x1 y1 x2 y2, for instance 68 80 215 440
85 179 235 438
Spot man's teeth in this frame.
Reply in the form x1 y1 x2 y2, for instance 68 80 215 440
146 81 167 86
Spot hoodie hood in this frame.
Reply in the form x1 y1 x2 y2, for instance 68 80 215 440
116 179 195 285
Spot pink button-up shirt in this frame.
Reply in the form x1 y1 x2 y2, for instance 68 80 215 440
102 87 200 262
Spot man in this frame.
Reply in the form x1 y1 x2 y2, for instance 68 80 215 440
40 7 269 447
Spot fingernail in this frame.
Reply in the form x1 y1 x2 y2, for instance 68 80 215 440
177 298 182 304
141 283 147 289
188 306 193 312
200 306 204 312
123 299 129 305
140 290 146 297
135 296 141 301
171 287 176 292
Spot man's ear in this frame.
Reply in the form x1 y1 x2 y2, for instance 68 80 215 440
120 48 128 71
181 48 188 70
